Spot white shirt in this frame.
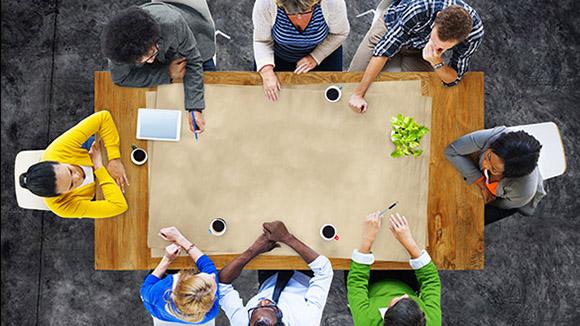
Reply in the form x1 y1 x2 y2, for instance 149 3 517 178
219 255 333 326
80 165 94 187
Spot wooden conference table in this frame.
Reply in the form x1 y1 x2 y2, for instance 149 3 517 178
94 71 484 270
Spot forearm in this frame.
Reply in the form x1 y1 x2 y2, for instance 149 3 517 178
219 248 260 284
401 238 422 259
353 56 388 97
175 237 204 263
359 238 374 254
284 235 318 264
152 257 172 278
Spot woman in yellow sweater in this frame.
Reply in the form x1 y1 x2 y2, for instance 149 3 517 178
18 110 129 218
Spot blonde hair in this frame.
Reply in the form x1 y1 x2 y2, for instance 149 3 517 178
276 0 320 14
165 270 216 323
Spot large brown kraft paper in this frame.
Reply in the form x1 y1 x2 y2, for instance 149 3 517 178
147 81 432 262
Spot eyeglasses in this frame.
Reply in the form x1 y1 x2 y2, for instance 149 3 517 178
138 44 159 64
247 298 283 325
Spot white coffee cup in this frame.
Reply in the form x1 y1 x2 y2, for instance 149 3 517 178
320 224 339 241
209 218 227 236
130 145 148 165
324 85 342 103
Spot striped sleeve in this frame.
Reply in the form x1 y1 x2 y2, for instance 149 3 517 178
372 4 427 58
445 22 484 86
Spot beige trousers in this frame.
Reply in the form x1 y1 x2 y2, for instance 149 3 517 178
348 0 433 72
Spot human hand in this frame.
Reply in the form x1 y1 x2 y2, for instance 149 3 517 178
388 213 415 247
164 243 181 262
363 211 382 244
259 66 281 102
348 93 368 114
422 41 444 66
294 55 317 74
479 186 496 204
169 57 187 80
187 110 205 134
89 140 103 169
250 233 281 254
107 158 129 193
159 226 186 245
263 221 293 243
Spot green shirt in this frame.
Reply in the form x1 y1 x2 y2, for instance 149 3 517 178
347 261 442 326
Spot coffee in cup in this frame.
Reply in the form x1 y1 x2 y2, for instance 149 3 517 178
324 85 342 103
131 145 148 165
209 218 227 236
320 224 339 241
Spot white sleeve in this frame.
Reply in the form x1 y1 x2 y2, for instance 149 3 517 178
218 283 249 325
351 249 375 265
253 0 276 71
304 255 334 320
409 250 432 270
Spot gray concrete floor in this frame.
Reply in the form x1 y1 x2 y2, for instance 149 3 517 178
1 0 579 325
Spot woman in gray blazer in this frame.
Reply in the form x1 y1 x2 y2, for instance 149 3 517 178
445 127 545 225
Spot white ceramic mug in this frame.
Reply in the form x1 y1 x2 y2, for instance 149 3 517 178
130 145 148 166
324 85 342 103
320 224 339 241
209 217 227 236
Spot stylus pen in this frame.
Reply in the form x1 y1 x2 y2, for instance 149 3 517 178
191 111 199 143
379 201 399 217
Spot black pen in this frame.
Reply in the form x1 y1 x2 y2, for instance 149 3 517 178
379 201 399 216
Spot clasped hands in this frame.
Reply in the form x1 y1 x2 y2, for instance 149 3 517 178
250 221 294 254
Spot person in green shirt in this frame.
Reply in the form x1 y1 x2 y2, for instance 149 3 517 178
347 211 442 326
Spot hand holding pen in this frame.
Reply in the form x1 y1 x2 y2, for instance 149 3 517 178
187 110 205 141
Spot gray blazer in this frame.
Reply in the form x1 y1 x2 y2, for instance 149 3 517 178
444 126 546 215
108 1 216 111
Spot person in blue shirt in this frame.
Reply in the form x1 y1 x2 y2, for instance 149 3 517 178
141 226 219 324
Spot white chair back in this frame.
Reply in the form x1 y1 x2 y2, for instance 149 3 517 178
14 150 50 210
507 122 566 180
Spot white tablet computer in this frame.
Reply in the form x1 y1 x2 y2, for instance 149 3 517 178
136 109 182 142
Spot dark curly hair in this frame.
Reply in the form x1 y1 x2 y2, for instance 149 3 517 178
489 131 542 178
435 5 473 42
101 6 160 64
384 298 426 326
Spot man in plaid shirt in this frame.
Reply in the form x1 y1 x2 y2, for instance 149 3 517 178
348 0 484 113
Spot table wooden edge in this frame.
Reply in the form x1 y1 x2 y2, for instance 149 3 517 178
94 71 484 271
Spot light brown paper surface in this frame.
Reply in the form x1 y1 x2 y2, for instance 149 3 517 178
147 81 431 261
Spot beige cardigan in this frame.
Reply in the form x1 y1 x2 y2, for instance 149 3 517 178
252 0 350 71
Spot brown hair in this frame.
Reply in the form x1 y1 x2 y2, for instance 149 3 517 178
434 5 473 42
276 0 320 14
165 270 216 323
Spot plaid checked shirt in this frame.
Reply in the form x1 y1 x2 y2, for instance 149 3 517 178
373 0 484 86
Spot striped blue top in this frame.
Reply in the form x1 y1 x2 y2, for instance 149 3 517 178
272 4 329 62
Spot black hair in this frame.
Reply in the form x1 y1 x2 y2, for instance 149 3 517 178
489 131 542 178
101 6 160 64
19 161 59 197
384 298 426 326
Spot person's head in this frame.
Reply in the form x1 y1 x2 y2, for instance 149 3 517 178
248 298 284 326
430 5 473 52
383 294 426 326
484 131 542 179
19 161 87 197
276 0 319 14
166 270 217 323
101 6 161 64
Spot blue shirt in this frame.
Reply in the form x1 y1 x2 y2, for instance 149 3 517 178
272 4 329 62
373 0 484 86
140 255 220 324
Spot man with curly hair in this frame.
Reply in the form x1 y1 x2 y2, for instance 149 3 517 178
101 0 216 134
348 0 484 114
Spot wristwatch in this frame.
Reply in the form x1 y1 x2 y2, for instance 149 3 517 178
432 62 445 70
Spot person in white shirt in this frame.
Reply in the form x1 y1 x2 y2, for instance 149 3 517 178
218 221 334 326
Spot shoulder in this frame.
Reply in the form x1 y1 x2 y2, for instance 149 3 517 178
254 0 277 12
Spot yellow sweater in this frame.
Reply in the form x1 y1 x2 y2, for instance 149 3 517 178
42 111 128 218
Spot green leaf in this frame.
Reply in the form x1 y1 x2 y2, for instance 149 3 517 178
388 114 429 158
